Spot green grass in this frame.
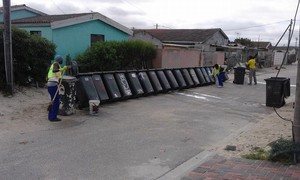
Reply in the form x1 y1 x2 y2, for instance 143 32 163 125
241 148 268 160
242 138 300 164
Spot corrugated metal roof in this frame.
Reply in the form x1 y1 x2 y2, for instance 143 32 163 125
250 41 272 49
11 13 92 24
0 4 47 16
134 29 227 43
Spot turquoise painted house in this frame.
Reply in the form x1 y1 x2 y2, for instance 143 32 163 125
1 4 133 60
0 4 47 21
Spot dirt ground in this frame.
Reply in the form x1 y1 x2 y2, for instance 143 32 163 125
0 86 295 158
0 87 50 136
217 101 295 158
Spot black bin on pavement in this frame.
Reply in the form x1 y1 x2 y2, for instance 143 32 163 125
233 67 246 84
114 72 133 99
59 76 77 115
156 70 172 92
102 73 122 102
194 67 207 85
205 67 215 83
172 69 187 89
188 68 200 86
126 71 144 97
147 70 163 94
75 74 100 108
264 77 290 108
164 69 179 90
200 67 212 84
92 74 110 104
181 68 194 88
138 71 154 96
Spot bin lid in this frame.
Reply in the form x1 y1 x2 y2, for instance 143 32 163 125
264 77 289 81
234 66 246 69
62 75 76 80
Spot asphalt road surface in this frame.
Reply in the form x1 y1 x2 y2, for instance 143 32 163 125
0 64 297 180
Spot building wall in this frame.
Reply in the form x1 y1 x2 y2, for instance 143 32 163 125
205 32 228 45
19 20 129 59
129 32 163 48
153 47 202 68
203 51 225 66
0 9 40 22
52 20 129 59
152 49 162 68
273 52 286 66
19 26 53 41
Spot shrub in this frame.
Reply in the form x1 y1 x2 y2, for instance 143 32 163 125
242 138 300 164
0 28 56 88
268 138 300 163
77 40 156 72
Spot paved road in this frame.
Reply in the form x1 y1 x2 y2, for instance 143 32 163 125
0 64 297 180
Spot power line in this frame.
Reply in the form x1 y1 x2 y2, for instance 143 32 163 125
120 0 173 29
50 0 65 14
224 20 291 32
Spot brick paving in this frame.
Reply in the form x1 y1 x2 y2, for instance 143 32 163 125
181 155 300 180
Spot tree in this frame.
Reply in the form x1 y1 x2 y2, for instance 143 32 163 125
234 38 253 47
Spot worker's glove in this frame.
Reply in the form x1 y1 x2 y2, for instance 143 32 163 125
62 66 69 71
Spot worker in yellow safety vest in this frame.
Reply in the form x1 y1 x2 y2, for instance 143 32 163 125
246 55 257 85
47 55 68 122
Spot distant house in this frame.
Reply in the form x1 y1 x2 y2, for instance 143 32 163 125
130 28 229 68
0 4 133 60
0 4 47 21
223 41 274 68
250 41 273 50
131 28 229 48
272 46 298 65
250 41 274 67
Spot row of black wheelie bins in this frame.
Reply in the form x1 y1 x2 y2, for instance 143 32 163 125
75 67 216 108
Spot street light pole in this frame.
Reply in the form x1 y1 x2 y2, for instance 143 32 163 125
2 0 13 94
294 21 300 144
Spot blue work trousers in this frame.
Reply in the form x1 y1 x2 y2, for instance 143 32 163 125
218 72 225 86
48 86 60 120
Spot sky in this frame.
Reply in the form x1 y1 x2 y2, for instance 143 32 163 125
2 0 300 46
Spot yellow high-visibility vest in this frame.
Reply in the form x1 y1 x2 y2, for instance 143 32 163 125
47 63 62 82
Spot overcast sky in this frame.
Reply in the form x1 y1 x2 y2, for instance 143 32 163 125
2 0 300 46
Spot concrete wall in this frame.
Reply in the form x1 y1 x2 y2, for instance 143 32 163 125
203 51 225 66
205 32 228 45
153 47 202 68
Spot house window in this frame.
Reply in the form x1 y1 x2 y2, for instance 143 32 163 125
30 31 42 36
91 34 104 45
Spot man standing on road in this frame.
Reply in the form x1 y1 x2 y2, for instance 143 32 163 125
46 55 68 122
246 56 257 85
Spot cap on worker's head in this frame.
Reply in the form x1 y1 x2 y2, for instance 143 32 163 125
54 55 63 64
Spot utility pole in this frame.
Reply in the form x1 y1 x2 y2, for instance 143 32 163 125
2 0 13 94
294 21 300 144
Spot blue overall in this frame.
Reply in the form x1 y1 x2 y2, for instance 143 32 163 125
48 85 60 121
